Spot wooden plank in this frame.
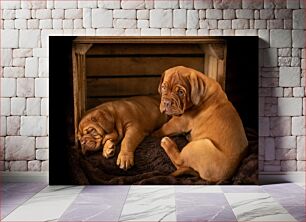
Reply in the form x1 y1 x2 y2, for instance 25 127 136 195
204 55 210 75
87 77 161 97
207 55 218 81
201 43 225 60
74 36 226 44
86 56 204 76
217 59 225 90
86 96 159 110
87 97 122 109
72 47 88 145
87 44 204 56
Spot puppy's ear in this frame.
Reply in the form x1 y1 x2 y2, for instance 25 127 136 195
189 71 205 106
77 130 82 140
93 110 114 134
158 72 165 94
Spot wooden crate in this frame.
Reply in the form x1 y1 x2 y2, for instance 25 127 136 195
72 37 227 144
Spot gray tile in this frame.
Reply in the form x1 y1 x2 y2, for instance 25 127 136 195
58 203 123 222
82 185 130 194
0 183 47 220
1 182 47 193
177 205 237 222
283 205 305 222
270 192 305 206
221 185 264 193
71 193 127 205
59 203 125 221
59 186 129 221
176 193 236 221
1 182 47 205
262 183 304 193
177 193 229 206
1 193 34 205
1 205 17 219
175 185 222 193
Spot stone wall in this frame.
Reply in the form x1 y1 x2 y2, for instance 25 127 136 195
0 0 305 172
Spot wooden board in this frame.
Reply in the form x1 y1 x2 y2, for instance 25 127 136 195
74 36 226 45
87 77 160 97
87 96 159 110
86 56 205 77
204 54 226 90
87 44 204 56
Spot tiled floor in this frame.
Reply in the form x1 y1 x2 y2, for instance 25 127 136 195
1 182 304 221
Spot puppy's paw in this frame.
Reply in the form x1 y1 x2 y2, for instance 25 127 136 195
161 137 176 150
102 140 115 159
116 152 134 170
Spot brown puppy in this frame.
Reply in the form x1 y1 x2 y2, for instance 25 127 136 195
78 96 167 170
154 66 248 183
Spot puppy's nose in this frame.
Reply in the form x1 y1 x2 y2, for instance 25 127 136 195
164 100 172 108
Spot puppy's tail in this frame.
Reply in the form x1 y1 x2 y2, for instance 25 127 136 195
171 167 199 178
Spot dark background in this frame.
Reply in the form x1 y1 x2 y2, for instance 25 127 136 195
49 37 75 184
49 36 258 184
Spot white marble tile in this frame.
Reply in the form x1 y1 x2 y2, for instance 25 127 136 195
296 182 305 188
119 185 176 222
175 185 222 193
3 186 84 221
225 193 297 222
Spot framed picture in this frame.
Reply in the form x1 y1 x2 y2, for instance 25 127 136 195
49 36 258 185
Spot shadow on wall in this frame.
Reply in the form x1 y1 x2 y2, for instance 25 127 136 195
258 37 303 172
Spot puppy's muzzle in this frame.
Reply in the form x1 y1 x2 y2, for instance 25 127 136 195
163 99 173 109
80 140 96 155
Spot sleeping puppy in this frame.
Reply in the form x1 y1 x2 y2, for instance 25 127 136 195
153 66 248 183
78 96 167 170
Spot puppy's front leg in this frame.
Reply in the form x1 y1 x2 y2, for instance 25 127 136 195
102 130 119 159
116 127 146 170
152 116 188 137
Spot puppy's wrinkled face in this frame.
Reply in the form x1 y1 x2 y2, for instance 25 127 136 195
77 109 113 155
159 66 206 116
159 71 191 116
78 124 104 155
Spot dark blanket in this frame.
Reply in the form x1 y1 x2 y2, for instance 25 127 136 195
70 128 258 185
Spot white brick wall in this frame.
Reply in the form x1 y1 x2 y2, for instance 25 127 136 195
92 9 113 28
19 30 41 48
278 98 303 116
0 0 305 172
1 78 16 97
17 78 34 97
98 0 121 9
26 98 41 115
7 116 20 136
1 30 19 48
150 9 172 28
173 9 187 28
5 136 35 161
11 97 26 115
20 116 48 136
279 67 301 87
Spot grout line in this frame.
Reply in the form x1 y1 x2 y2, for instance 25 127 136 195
117 185 132 222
